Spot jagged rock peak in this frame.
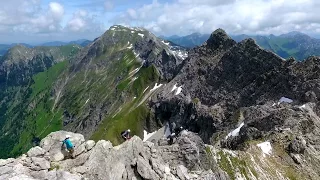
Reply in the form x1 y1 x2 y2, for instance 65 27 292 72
206 28 236 50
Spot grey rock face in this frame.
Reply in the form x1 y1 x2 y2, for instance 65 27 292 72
40 131 85 162
27 146 45 157
0 130 228 180
149 28 320 146
288 136 307 154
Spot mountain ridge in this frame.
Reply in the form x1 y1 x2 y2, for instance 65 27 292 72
1 25 320 179
163 31 320 60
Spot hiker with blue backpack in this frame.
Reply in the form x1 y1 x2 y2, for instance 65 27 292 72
61 135 75 158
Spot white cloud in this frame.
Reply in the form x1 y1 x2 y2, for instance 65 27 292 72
66 10 103 33
104 1 114 11
113 0 320 36
127 9 137 19
49 2 64 20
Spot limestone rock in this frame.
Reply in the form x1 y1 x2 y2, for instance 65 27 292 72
137 156 159 180
0 131 224 180
27 146 45 157
176 165 190 180
85 140 95 151
288 136 307 154
31 157 50 170
74 143 86 157
40 131 85 162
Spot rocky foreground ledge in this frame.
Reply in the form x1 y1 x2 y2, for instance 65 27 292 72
0 130 228 180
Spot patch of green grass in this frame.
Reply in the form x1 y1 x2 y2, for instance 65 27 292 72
217 151 253 180
131 65 160 97
49 163 61 171
31 61 68 98
192 98 200 104
10 62 67 156
91 104 149 145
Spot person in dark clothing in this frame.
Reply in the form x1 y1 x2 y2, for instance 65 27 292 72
167 133 176 145
174 126 184 135
121 129 131 141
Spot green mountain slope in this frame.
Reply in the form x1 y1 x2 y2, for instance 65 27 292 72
0 45 80 158
54 25 185 144
0 25 185 158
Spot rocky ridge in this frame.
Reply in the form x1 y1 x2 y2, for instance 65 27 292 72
147 29 320 179
0 130 228 180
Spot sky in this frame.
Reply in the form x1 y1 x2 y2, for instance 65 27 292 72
0 0 320 44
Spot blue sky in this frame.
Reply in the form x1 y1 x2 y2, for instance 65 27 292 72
0 0 319 44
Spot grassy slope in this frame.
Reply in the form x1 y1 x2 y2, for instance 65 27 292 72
10 61 68 156
91 65 160 145
58 28 162 145
0 45 79 158
207 141 309 180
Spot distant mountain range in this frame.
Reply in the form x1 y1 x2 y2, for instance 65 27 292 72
163 32 320 61
0 39 92 56
40 39 92 47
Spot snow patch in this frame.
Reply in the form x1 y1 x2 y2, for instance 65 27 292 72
150 83 162 92
110 28 115 30
143 130 157 141
171 49 188 59
171 83 182 95
131 31 135 33
133 97 137 99
161 40 170 46
138 33 145 38
299 104 307 109
175 86 182 95
171 84 178 92
279 97 293 104
257 141 272 157
226 122 245 139
127 44 133 49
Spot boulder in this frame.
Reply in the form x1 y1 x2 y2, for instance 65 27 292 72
31 157 50 170
288 136 307 154
74 143 86 157
85 140 95 151
56 170 82 180
137 156 160 180
40 131 85 162
27 146 45 157
0 158 15 166
176 165 190 180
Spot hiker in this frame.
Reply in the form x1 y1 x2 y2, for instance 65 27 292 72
174 126 184 135
167 126 184 145
61 135 75 158
167 132 176 145
121 129 131 141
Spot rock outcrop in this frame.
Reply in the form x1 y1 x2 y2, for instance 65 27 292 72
0 130 229 180
146 29 320 179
